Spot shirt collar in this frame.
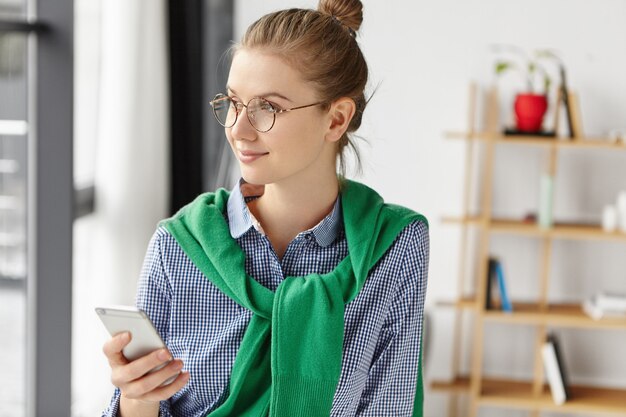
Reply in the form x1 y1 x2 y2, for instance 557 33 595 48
226 178 342 247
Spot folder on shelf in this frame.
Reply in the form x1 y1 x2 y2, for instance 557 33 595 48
495 260 513 312
485 257 513 312
542 334 570 405
486 258 498 310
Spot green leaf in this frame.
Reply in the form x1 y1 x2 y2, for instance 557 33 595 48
495 61 510 74
536 49 558 60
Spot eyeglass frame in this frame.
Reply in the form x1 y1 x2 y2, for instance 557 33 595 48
209 93 325 133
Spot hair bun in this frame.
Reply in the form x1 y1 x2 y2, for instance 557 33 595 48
318 0 363 33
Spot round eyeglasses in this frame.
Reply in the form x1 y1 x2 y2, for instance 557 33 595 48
210 93 323 133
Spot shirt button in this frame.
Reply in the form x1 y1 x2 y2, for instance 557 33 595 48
305 234 312 240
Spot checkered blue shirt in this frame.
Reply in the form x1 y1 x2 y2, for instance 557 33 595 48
103 180 429 417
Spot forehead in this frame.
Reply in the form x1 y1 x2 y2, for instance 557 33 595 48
227 48 315 100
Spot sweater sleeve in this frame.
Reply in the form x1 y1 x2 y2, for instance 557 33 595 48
101 228 175 417
356 220 429 417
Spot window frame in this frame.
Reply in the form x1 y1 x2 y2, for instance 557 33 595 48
0 0 74 413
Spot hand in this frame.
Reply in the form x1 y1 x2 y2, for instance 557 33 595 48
102 332 190 404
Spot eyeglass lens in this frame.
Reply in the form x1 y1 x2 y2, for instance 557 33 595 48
212 95 275 132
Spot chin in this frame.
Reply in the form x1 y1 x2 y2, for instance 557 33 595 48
240 170 272 186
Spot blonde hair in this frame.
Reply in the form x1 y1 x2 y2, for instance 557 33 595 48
236 0 368 175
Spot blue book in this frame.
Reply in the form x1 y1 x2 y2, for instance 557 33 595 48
495 261 513 312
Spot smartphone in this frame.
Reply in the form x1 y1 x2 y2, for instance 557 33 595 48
95 305 178 385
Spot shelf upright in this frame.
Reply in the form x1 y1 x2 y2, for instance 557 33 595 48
467 86 499 417
529 145 559 417
446 83 479 417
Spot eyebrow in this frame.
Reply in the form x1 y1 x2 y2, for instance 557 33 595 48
226 86 293 103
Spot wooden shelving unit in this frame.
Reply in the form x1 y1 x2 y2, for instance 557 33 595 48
431 85 626 416
445 131 626 150
433 376 626 415
439 298 626 330
442 217 626 242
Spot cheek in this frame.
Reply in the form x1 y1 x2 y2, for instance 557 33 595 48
225 129 236 149
272 117 326 151
269 130 315 160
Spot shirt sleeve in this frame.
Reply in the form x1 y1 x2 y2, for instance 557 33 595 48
101 388 175 417
101 387 121 417
101 227 175 417
356 220 429 417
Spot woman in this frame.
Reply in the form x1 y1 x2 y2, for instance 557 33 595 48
102 1 429 416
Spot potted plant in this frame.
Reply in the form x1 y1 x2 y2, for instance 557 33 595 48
493 46 559 133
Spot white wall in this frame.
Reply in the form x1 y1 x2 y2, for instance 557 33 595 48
235 1 626 416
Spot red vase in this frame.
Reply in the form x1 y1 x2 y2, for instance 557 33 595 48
514 94 548 133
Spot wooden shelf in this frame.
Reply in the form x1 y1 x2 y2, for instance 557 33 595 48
481 379 626 414
442 215 483 225
436 296 477 309
431 375 472 393
484 302 626 330
446 131 626 150
442 217 626 242
437 298 626 329
431 376 626 414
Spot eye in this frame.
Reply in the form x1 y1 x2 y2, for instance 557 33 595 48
230 98 245 111
261 100 279 113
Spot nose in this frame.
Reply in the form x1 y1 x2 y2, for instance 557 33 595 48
230 106 257 140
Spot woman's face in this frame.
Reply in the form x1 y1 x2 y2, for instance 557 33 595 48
224 48 336 186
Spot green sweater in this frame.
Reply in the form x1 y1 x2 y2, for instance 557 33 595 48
161 179 427 417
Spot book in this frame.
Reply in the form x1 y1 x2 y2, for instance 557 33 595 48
494 260 512 312
542 334 570 405
485 258 498 310
583 292 626 320
595 292 626 311
485 257 513 312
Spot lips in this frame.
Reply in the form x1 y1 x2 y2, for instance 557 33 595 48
238 149 269 164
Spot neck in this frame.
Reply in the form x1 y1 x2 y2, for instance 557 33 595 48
248 171 340 255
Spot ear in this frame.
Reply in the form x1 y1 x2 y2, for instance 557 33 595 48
325 97 356 143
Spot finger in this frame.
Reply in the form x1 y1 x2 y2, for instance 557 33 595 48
141 371 190 402
103 332 131 367
123 359 185 399
114 348 173 384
